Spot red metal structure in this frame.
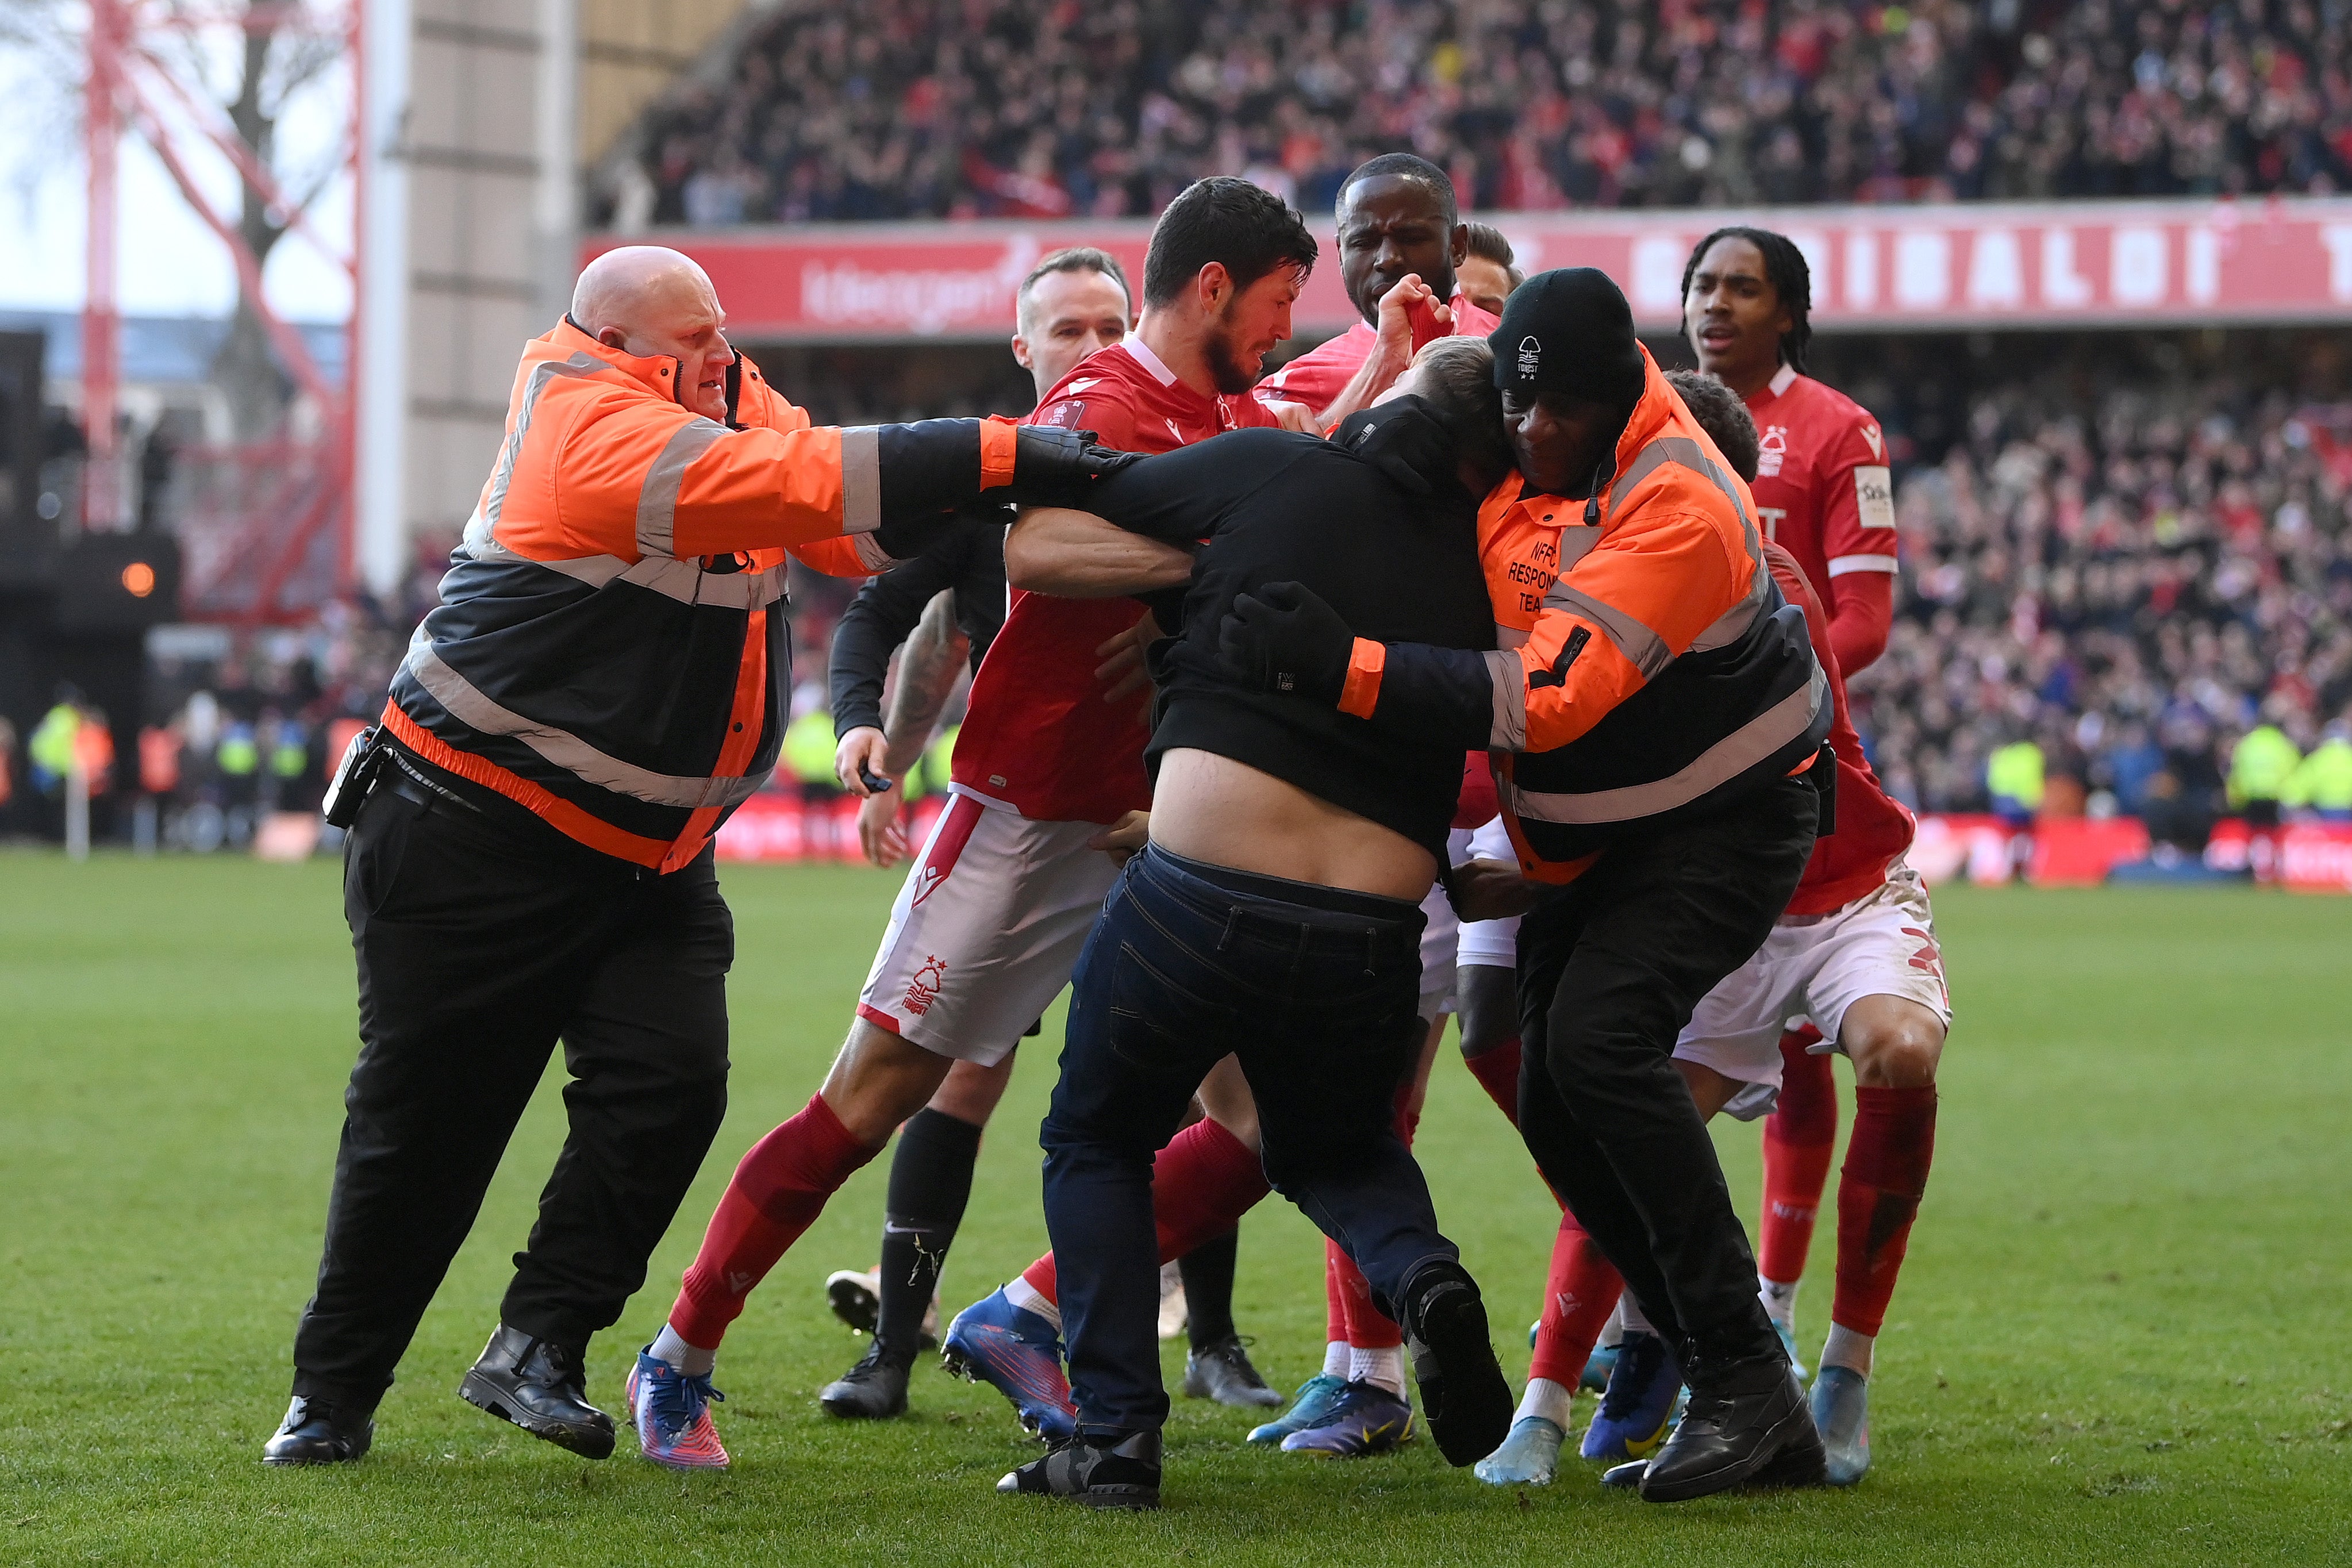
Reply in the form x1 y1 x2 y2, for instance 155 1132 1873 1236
79 0 358 624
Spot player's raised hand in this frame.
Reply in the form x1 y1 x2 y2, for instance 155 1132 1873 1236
1375 273 1452 363
855 788 911 867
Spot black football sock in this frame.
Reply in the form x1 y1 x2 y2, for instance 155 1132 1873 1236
1180 1228 1240 1350
874 1108 984 1361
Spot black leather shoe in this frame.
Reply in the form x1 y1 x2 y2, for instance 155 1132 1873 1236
1639 1359 1825 1502
261 1394 374 1466
1398 1258 1513 1467
997 1428 1162 1510
820 1339 912 1419
458 1324 614 1459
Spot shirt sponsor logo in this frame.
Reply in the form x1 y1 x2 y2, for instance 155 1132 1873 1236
1855 464 1896 530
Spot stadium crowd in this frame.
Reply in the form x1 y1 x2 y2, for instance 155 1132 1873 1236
1851 336 2352 831
605 0 2352 226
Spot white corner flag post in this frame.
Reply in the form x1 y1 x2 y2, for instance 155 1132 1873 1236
355 0 412 600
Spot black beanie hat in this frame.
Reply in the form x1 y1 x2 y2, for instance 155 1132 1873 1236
1489 267 1647 411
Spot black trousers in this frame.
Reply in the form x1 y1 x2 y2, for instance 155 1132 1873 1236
1042 846 1449 1435
290 764 733 1406
1515 775 1819 1383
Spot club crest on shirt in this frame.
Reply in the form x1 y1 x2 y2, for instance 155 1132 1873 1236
1756 424 1788 478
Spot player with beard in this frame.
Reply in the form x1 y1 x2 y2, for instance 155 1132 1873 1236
1682 231 1936 1452
1232 151 1508 1460
616 179 1315 1471
1477 371 1943 1490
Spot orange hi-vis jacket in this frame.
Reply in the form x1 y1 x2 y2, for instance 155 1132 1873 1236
1340 345 1827 882
386 318 1017 872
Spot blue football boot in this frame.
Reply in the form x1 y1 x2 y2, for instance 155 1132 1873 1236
1278 1380 1415 1458
1809 1364 1871 1485
1474 1414 1567 1486
1774 1317 1809 1383
941 1288 1078 1443
1247 1373 1348 1445
1581 1342 1620 1393
1578 1330 1682 1462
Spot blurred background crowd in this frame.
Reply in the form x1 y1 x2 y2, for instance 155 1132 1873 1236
602 0 2352 227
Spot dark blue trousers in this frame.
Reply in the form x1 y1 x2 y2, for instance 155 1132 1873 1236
1040 844 1456 1435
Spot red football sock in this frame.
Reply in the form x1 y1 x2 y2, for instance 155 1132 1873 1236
1020 1117 1271 1308
1758 1028 1838 1284
671 1094 878 1347
1324 1242 1347 1344
1831 1085 1937 1337
1462 1037 1523 1127
1527 1207 1624 1388
1332 1089 1424 1349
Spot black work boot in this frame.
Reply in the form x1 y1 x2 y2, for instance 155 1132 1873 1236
260 1394 375 1466
458 1324 615 1459
1638 1355 1824 1502
820 1339 913 1420
1397 1257 1513 1467
997 1428 1163 1510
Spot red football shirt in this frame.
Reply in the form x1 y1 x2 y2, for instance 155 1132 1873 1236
1252 294 1501 421
1763 541 1914 913
1743 363 1897 647
950 338 1281 823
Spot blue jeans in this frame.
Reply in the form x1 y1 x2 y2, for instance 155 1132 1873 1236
1040 844 1456 1435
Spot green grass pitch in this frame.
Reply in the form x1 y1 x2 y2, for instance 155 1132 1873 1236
1 851 2346 1565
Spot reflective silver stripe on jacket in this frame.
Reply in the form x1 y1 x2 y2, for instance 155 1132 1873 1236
635 418 729 558
1598 434 1773 655
1504 661 1826 825
1484 648 1526 751
459 522 788 609
1541 579 1670 681
839 426 883 535
403 633 771 810
476 352 606 537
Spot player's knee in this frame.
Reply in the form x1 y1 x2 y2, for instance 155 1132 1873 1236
1850 1021 1942 1088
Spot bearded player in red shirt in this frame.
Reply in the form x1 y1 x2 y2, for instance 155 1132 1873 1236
619 178 1313 1469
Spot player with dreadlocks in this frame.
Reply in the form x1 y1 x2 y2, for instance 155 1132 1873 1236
1668 226 1940 1485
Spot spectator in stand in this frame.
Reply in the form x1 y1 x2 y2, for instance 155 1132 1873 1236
605 0 2352 226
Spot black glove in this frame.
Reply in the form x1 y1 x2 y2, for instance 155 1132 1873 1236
999 426 1144 509
875 504 1009 564
1216 581 1356 705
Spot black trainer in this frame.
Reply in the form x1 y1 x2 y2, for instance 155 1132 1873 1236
260 1394 374 1466
457 1324 615 1459
1180 1333 1283 1409
1398 1258 1513 1467
820 1339 913 1419
997 1428 1162 1510
1638 1358 1825 1502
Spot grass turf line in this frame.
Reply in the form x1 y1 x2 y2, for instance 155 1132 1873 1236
0 852 2345 1565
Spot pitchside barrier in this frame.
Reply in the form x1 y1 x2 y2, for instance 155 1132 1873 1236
689 791 2352 894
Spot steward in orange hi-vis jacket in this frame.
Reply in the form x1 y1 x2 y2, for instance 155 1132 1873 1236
266 248 1137 1471
1214 269 1832 1503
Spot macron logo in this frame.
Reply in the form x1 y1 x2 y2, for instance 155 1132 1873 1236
1517 335 1541 378
1861 422 1884 459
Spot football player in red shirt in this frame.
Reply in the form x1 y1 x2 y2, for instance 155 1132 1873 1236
1474 371 1946 1490
621 179 1313 1468
1682 228 1930 1429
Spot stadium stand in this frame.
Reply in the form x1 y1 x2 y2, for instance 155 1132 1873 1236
599 0 2352 226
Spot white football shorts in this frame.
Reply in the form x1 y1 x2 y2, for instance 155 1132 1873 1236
1456 814 1521 970
1674 859 1953 1121
858 787 1119 1066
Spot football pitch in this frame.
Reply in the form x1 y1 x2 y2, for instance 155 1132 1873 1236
1 852 2345 1566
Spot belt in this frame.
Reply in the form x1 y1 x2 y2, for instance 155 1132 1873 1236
382 750 484 818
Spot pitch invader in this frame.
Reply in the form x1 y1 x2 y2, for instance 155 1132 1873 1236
1686 227 1934 1480
1244 152 1505 1460
1479 370 1944 1491
619 179 1313 1470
